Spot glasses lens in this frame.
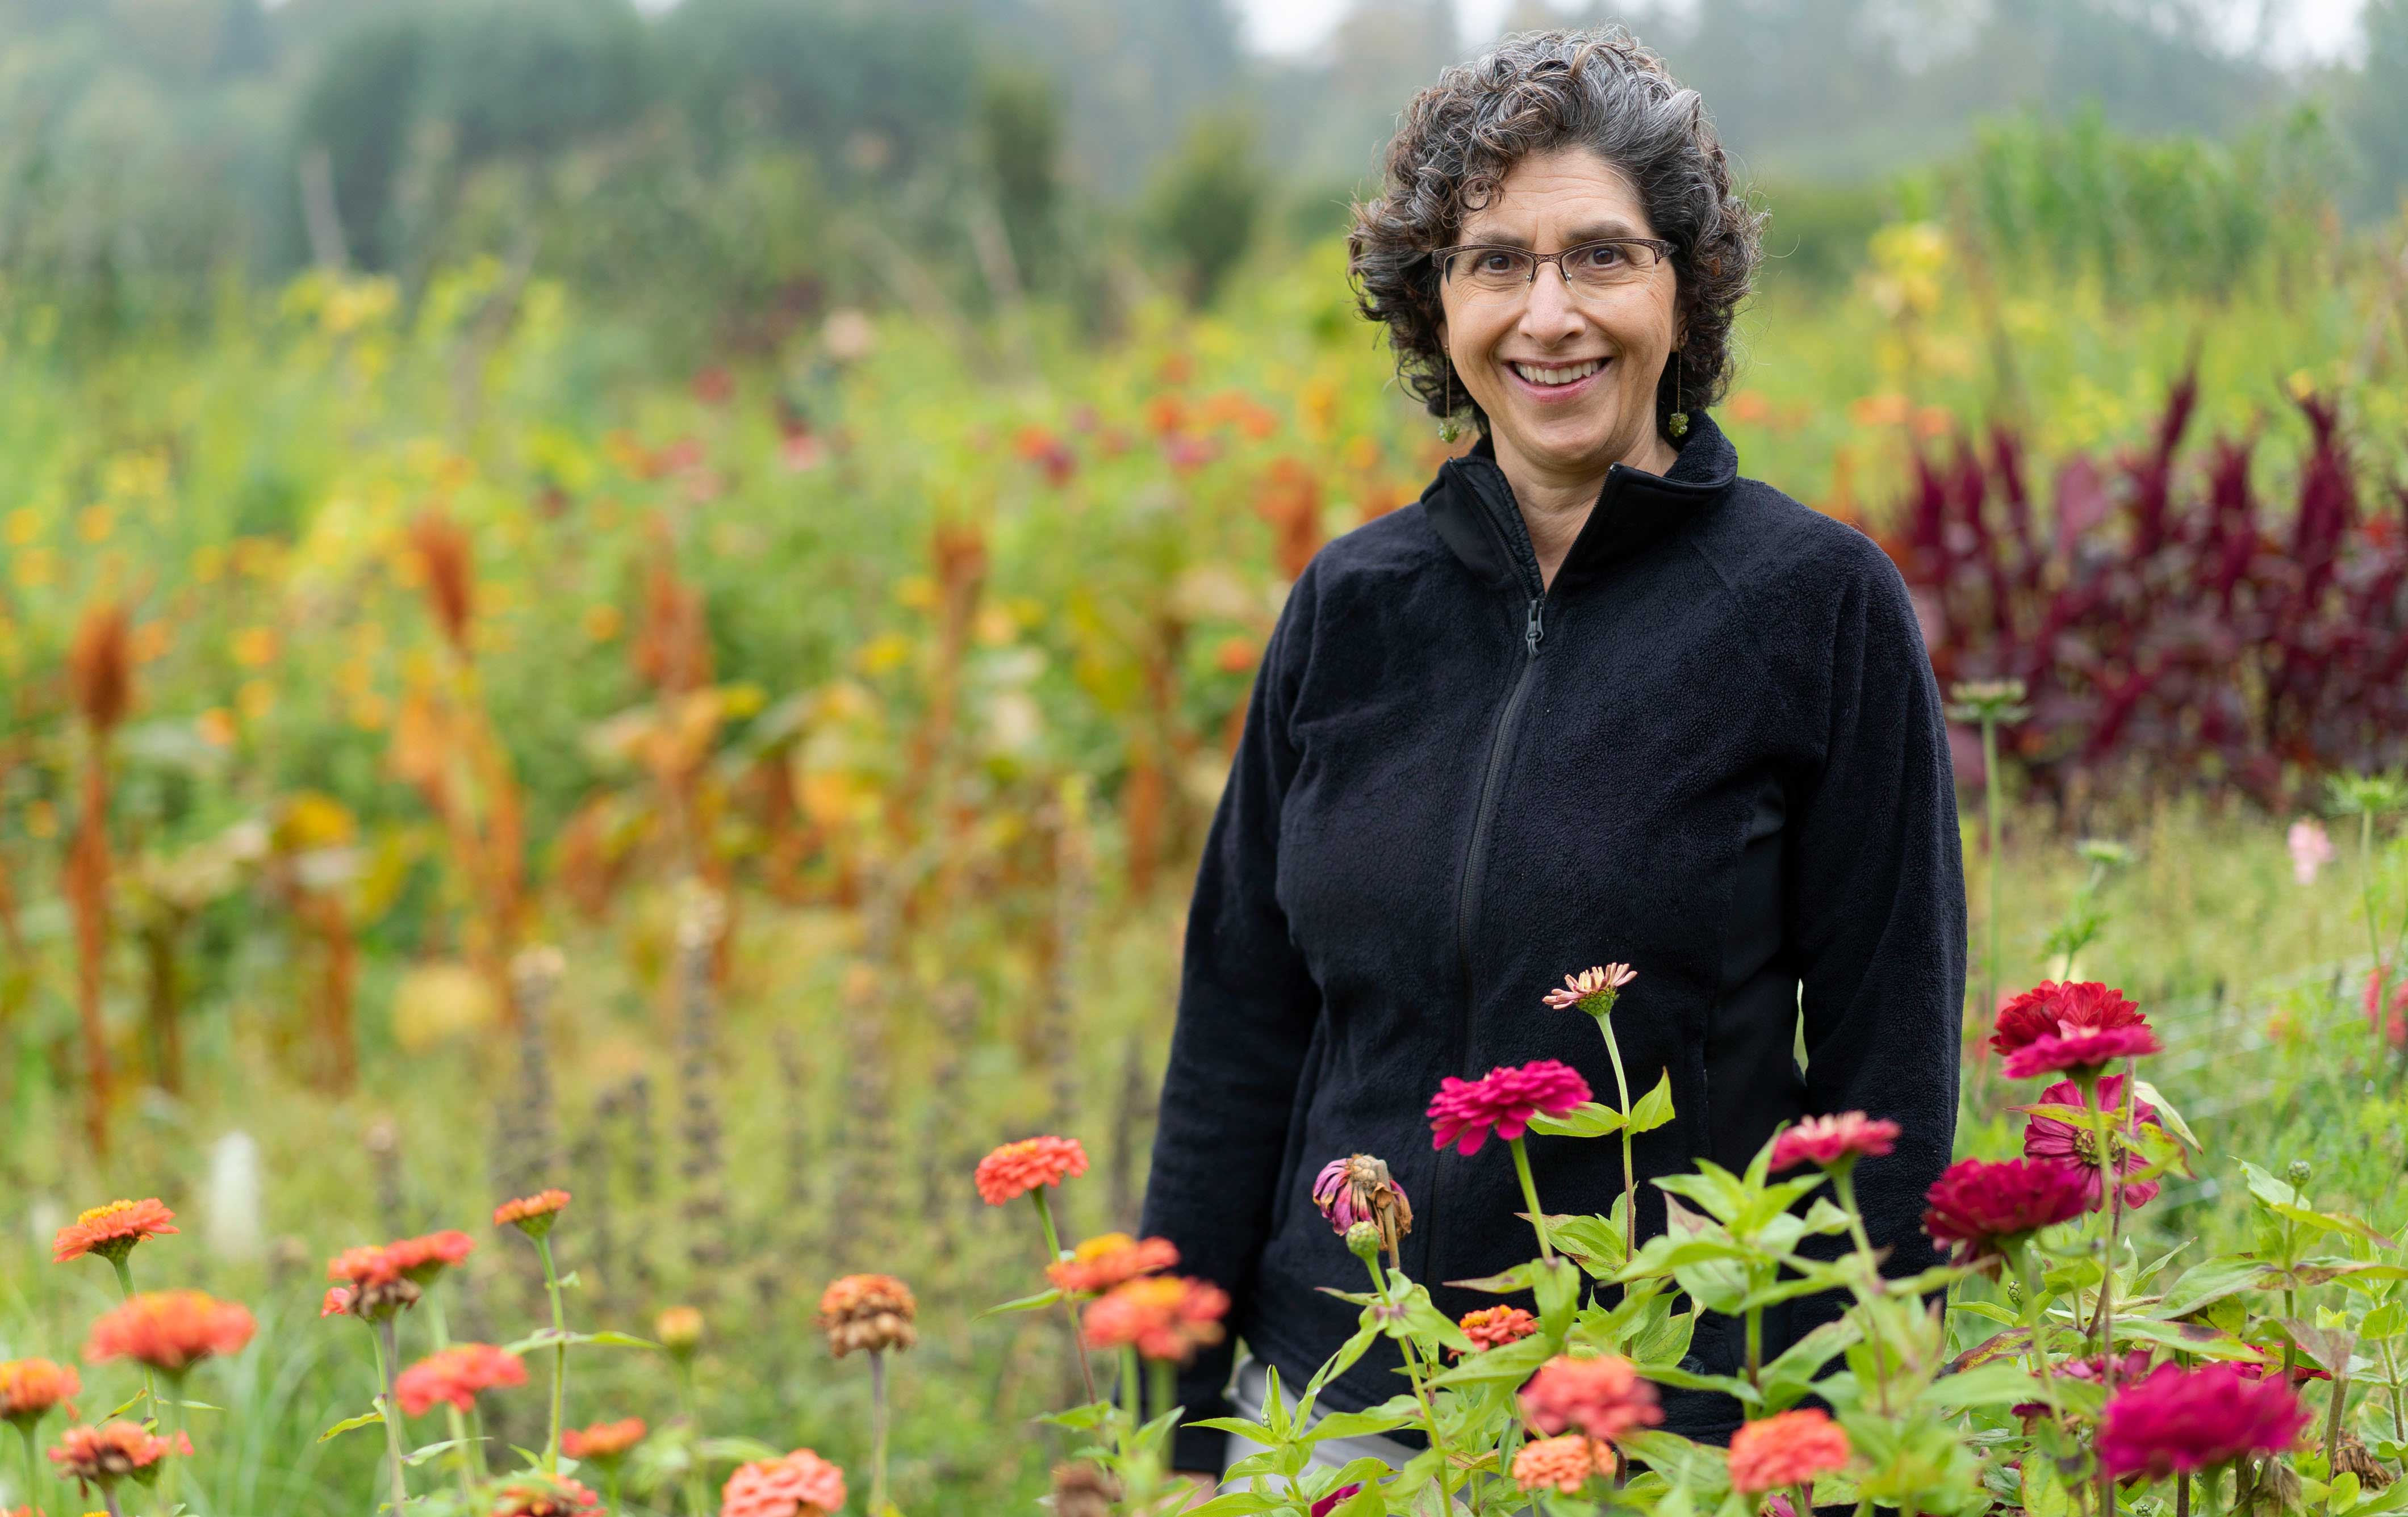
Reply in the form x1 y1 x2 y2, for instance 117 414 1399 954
1455 248 1534 290
1565 242 1650 288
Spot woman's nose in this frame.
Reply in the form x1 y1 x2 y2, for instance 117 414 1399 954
1518 265 1588 340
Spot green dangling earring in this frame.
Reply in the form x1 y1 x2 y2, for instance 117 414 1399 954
1437 366 1464 445
1667 352 1690 440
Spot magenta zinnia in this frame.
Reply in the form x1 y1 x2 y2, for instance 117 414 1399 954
2020 1075 2160 1211
1768 1111 1900 1172
2097 1362 2313 1478
1991 982 2146 1057
1427 1061 1592 1156
1920 1157 2091 1263
2002 1021 2162 1079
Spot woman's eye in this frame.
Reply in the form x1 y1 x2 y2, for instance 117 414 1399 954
1476 252 1517 273
1577 244 1627 269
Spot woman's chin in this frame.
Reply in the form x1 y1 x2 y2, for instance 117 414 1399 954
1496 414 1633 476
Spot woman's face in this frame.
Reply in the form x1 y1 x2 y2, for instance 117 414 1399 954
1438 146 1682 483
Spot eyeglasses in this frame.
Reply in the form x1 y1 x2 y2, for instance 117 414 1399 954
1432 238 1674 295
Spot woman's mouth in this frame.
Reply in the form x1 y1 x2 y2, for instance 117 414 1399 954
1505 357 1608 400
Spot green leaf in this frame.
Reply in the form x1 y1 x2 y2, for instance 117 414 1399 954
1037 1402 1114 1431
404 1438 473 1466
1185 1417 1276 1441
1533 1256 1583 1336
555 1269 582 1289
1642 1366 1762 1405
2155 1255 2264 1320
1950 1300 2018 1326
1444 1263 1540 1295
1920 1362 2044 1411
318 1409 384 1443
979 1288 1065 1318
583 1331 660 1350
1430 1332 1557 1387
1527 1101 1625 1138
1625 1070 1677 1134
696 1436 784 1464
1621 1429 1735 1493
2112 1317 2261 1360
1302 1395 1419 1443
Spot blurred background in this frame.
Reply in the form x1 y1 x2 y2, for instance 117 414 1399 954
2 1 2406 1512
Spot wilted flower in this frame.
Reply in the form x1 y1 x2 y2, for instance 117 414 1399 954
973 1136 1089 1205
1519 1354 1662 1441
1990 982 2146 1057
561 1418 646 1462
721 1448 848 1517
1768 1112 1900 1173
2289 819 2335 884
52 1199 178 1264
1427 1061 1593 1156
492 1190 571 1237
1080 1276 1230 1363
2020 1076 2162 1210
0 1359 80 1426
387 1230 476 1284
657 1305 704 1355
1921 1157 2092 1263
85 1290 257 1374
1050 1461 1122 1517
1727 1408 1851 1494
1514 1434 1612 1494
1310 1155 1414 1256
1542 964 1636 1016
2002 1022 2162 1080
2097 1362 2313 1478
1047 1234 1180 1294
1458 1305 1540 1353
490 1474 604 1516
324 1245 420 1321
815 1274 918 1357
394 1344 528 1417
48 1422 188 1493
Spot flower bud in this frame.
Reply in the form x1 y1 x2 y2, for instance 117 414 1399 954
2286 1159 2312 1187
655 1306 704 1357
1344 1222 1382 1262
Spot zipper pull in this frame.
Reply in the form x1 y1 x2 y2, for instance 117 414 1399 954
1525 597 1545 653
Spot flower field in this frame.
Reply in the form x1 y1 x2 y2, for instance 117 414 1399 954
2 206 2408 1516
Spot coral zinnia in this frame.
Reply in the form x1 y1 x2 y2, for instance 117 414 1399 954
1991 982 2146 1057
973 1136 1089 1205
1310 1154 1414 1255
561 1417 646 1462
2364 964 2407 1049
1308 1484 1364 1516
325 1245 419 1321
1458 1305 1541 1353
84 1290 257 1374
2003 1022 2162 1080
1080 1276 1230 1364
1768 1112 1901 1173
1514 1433 1613 1494
2097 1362 2313 1478
51 1199 178 1265
387 1230 476 1283
490 1474 604 1516
1518 1354 1662 1441
721 1448 848 1517
0 1359 80 1426
1727 1409 1851 1494
815 1274 918 1357
1427 1061 1592 1156
48 1422 187 1491
1921 1157 2092 1263
1047 1234 1180 1294
493 1190 571 1237
2020 1076 2161 1211
394 1344 528 1417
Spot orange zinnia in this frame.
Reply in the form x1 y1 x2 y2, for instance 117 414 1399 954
1513 1433 1613 1494
493 1190 571 1237
1726 1408 1853 1494
1047 1235 1180 1294
561 1417 646 1462
1079 1276 1229 1364
974 1137 1088 1206
52 1199 177 1264
1459 1305 1541 1353
84 1291 256 1374
386 1230 475 1283
394 1344 527 1417
0 1359 80 1424
48 1421 189 1491
490 1474 603 1515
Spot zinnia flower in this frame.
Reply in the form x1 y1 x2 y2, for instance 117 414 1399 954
721 1448 848 1517
1308 1484 1364 1517
2020 1076 2161 1211
84 1290 257 1374
0 1359 80 1426
2003 1020 2162 1079
325 1245 420 1321
2288 819 2334 885
1921 1157 2092 1263
2364 964 2407 1049
1080 1276 1230 1364
387 1230 475 1283
1047 1234 1180 1294
1990 982 2146 1057
1513 1434 1612 1494
48 1422 187 1492
657 1306 704 1355
51 1199 177 1264
2097 1362 2313 1478
1427 1061 1592 1156
1458 1305 1540 1353
1768 1112 1900 1172
394 1344 528 1417
1726 1408 1851 1494
973 1135 1089 1205
1542 964 1636 1016
493 1190 571 1237
561 1418 646 1462
815 1274 918 1356
490 1474 604 1516
1310 1155 1414 1256
1518 1354 1662 1441
321 1288 354 1319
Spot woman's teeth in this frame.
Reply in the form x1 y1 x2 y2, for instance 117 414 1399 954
1510 358 1604 386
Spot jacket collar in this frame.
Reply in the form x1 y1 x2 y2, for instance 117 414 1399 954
1422 408 1739 595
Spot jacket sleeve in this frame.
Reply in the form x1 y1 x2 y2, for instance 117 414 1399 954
1138 574 1325 1476
1787 539 1966 1306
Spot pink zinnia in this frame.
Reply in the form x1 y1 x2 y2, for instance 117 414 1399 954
1309 1485 1363 1516
2364 964 2407 1049
1541 964 1636 1013
1991 982 2146 1057
1427 1061 1592 1156
2097 1362 2312 1478
1727 1409 1851 1494
974 1136 1089 1205
1920 1157 2092 1263
1767 1112 1900 1172
2288 819 2334 885
2020 1075 2160 1210
721 1448 848 1517
1519 1354 1662 1442
2002 1022 2162 1080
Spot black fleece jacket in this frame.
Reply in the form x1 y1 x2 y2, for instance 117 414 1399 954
1138 411 1965 1473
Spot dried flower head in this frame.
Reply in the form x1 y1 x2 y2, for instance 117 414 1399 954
48 1422 187 1492
1310 1155 1414 1256
84 1291 257 1375
2002 1022 2162 1080
1427 1061 1593 1156
1047 1234 1180 1294
492 1190 571 1237
1080 1276 1230 1364
394 1344 528 1417
1049 1461 1123 1517
1519 1355 1662 1442
66 604 135 734
1727 1408 1851 1494
1921 1157 2093 1264
656 1305 705 1355
815 1274 918 1357
324 1246 421 1322
1769 1111 1901 1173
1514 1433 1612 1494
973 1135 1089 1205
2098 1362 2313 1478
409 512 476 653
52 1199 178 1265
0 1359 80 1426
561 1418 647 1463
490 1474 604 1516
1458 1305 1541 1353
1991 982 2146 1058
1542 964 1637 1017
720 1448 848 1517
2020 1076 2162 1211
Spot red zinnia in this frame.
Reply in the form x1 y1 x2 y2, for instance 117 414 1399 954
85 1291 257 1374
975 1136 1089 1205
1309 1484 1364 1516
561 1417 646 1461
51 1199 177 1264
2003 1022 2161 1079
2020 1075 2161 1211
48 1422 188 1491
2364 965 2407 1048
490 1474 604 1516
394 1344 528 1417
1080 1276 1230 1364
1458 1305 1541 1353
1920 1157 2092 1263
493 1191 571 1236
1991 982 2147 1057
1519 1354 1662 1441
1768 1112 1900 1172
721 1448 848 1517
1727 1408 1851 1494
0 1359 80 1425
1427 1061 1592 1156
2097 1362 2313 1478
1047 1234 1180 1294
387 1230 476 1283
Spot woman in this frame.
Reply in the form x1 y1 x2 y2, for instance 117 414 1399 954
1141 28 1965 1496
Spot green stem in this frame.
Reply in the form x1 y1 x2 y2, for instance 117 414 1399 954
869 1349 891 1516
1508 1138 1556 1264
1746 1299 1765 1394
1030 1188 1099 1404
2089 1074 2121 1517
371 1318 411 1517
2013 1241 2062 1426
426 1290 480 1499
605 1465 622 1517
158 1372 186 1512
2383 1338 2407 1444
19 1423 42 1517
1118 1347 1142 1459
2322 1364 2348 1517
674 1358 710 1517
107 1255 158 1419
1983 715 2002 1026
533 1235 568 1477
1400 1335 1455 1514
1596 1013 1638 1263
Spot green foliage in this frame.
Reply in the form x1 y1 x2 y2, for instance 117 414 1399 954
1145 111 1267 309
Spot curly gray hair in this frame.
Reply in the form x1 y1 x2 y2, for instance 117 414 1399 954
1346 28 1763 439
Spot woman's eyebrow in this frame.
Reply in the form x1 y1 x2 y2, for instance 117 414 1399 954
1456 220 1642 248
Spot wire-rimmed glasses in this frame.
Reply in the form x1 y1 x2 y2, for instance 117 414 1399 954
1432 238 1674 296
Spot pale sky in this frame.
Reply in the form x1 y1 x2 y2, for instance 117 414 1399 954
1236 0 2370 65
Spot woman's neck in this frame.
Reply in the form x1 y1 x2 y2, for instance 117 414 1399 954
1496 429 1680 588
